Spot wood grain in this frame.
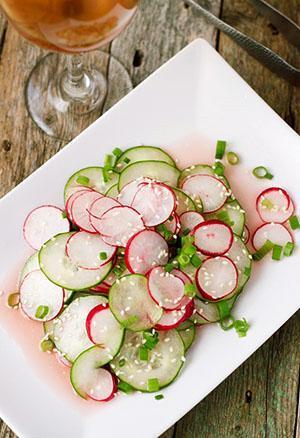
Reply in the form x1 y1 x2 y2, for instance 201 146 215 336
0 0 299 437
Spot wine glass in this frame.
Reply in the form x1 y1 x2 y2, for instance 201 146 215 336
0 0 138 140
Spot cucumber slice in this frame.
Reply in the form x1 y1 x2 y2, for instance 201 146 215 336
105 184 119 198
39 232 112 290
111 329 184 391
71 346 116 400
115 146 176 171
19 252 39 286
179 164 230 189
206 200 245 236
53 295 107 362
177 324 195 352
109 274 163 331
172 187 197 215
226 235 252 293
64 167 119 202
118 161 180 191
192 298 220 324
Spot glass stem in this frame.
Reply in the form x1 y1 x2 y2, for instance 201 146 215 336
61 54 92 100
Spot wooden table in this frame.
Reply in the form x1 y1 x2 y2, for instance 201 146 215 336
0 1 299 437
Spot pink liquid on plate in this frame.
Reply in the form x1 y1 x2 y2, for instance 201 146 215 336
0 133 272 405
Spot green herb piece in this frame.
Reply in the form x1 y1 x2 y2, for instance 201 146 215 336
289 215 300 230
272 244 282 261
112 147 123 158
143 331 159 350
139 346 149 361
215 140 227 160
243 266 251 277
214 161 225 176
178 253 190 267
122 315 139 327
217 300 233 320
165 263 174 273
118 381 135 394
102 168 109 183
283 241 294 257
220 316 235 331
226 151 239 165
61 210 67 219
182 244 197 257
261 198 274 209
181 235 195 246
252 240 274 261
123 157 131 164
76 175 90 186
233 318 250 337
182 228 190 236
7 292 20 308
217 210 234 227
148 378 160 392
40 339 55 352
35 305 49 320
191 254 202 268
252 166 273 180
155 394 164 400
104 154 113 168
118 358 126 367
99 252 107 260
184 283 197 298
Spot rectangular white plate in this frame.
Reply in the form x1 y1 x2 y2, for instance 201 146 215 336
0 39 299 438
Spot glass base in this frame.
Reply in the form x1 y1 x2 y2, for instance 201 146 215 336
25 52 132 141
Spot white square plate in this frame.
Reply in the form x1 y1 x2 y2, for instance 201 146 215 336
0 39 299 438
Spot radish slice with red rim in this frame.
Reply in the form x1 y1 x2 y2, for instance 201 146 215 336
86 304 124 354
23 205 70 250
181 174 229 213
256 187 293 223
89 196 121 233
196 256 238 301
155 299 194 330
193 220 233 256
66 231 116 270
66 188 94 221
90 284 110 294
131 181 176 226
147 266 186 310
179 211 204 234
252 223 293 250
117 177 153 206
20 270 64 321
71 191 103 233
125 229 169 274
242 224 250 244
56 353 72 368
95 206 145 247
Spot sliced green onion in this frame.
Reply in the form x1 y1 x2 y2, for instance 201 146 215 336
252 240 274 261
61 210 67 219
184 283 197 298
217 210 234 227
118 358 126 367
233 318 250 337
214 161 225 176
272 244 282 261
40 339 55 352
35 305 49 319
148 378 160 392
178 253 190 267
215 140 227 160
123 157 131 164
220 316 235 331
99 252 107 260
217 300 232 320
118 381 134 394
283 241 294 257
289 215 300 230
182 228 190 236
182 244 197 257
139 346 149 361
102 168 109 183
155 394 164 400
76 175 90 186
7 292 20 308
165 262 174 273
261 199 274 209
244 266 251 277
191 254 202 268
181 235 195 246
112 147 123 158
122 315 139 327
104 154 113 168
226 151 239 165
252 166 273 180
143 331 159 350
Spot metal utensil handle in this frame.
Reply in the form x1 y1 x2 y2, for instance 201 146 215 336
185 0 300 86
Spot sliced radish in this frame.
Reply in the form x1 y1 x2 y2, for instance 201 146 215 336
20 270 64 321
193 220 233 256
179 211 204 233
66 231 116 270
71 346 117 401
125 229 169 274
56 352 72 368
65 188 94 221
252 223 293 250
196 256 238 301
181 174 229 213
86 304 124 355
89 196 120 233
256 187 294 223
131 182 176 226
95 206 145 247
90 283 110 294
242 224 250 244
71 191 103 233
23 205 70 250
147 266 186 310
155 299 194 330
117 177 152 206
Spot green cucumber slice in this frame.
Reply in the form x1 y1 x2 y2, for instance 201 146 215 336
105 184 119 198
118 161 180 191
177 323 195 351
179 164 230 189
111 329 184 391
192 298 220 324
64 166 119 202
19 252 39 285
172 187 197 215
115 146 176 171
53 295 107 362
39 233 112 290
205 200 245 236
109 274 163 331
